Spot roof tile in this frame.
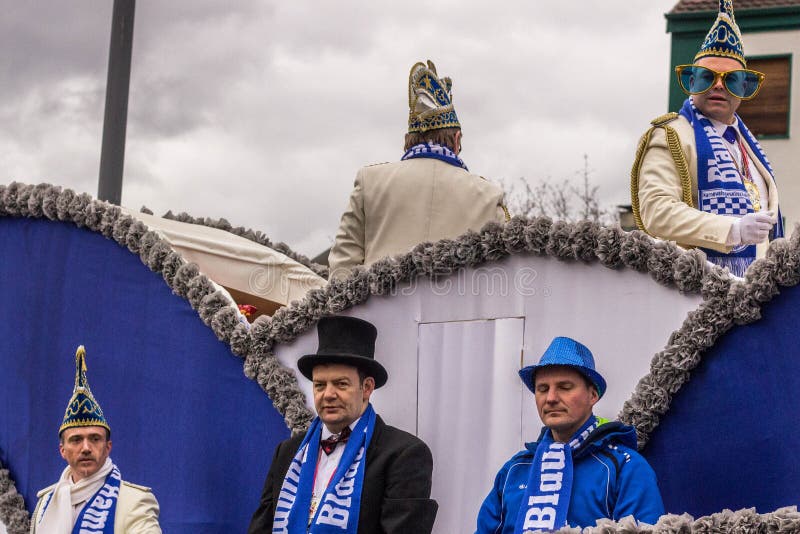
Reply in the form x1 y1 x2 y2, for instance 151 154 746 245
671 0 800 13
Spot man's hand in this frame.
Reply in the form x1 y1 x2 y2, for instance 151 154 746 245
734 211 776 245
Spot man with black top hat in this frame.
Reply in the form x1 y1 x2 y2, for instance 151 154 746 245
475 337 664 532
31 346 161 533
631 0 782 277
248 316 438 534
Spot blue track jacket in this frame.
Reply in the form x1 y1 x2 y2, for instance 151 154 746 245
475 421 664 532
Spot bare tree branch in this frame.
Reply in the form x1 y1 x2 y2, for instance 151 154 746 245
503 155 615 225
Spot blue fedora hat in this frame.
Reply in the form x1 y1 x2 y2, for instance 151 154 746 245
518 337 606 399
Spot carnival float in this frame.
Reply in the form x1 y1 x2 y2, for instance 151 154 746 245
1 182 799 532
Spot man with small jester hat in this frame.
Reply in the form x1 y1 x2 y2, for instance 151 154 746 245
328 59 509 279
475 337 664 532
631 0 783 277
248 316 437 533
31 346 161 533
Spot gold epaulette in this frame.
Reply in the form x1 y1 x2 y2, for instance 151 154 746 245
650 112 679 127
631 112 693 235
123 481 153 492
363 161 390 168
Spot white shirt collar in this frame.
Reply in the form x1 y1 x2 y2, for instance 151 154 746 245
709 117 739 137
321 416 360 440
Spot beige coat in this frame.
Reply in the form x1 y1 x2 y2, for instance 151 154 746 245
328 158 507 278
31 480 161 533
637 114 779 258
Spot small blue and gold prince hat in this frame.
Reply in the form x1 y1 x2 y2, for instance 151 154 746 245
59 345 110 437
695 0 746 67
407 60 461 133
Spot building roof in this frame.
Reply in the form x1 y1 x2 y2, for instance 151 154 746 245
671 0 800 13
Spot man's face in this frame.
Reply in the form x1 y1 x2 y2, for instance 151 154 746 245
59 426 112 482
312 363 374 433
692 56 744 124
534 366 599 442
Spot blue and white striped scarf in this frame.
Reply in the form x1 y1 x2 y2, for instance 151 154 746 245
401 142 468 171
272 404 376 534
39 462 121 534
514 415 602 533
680 98 783 277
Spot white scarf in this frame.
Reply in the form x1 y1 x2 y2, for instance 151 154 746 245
37 457 114 533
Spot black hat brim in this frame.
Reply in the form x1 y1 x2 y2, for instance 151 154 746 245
297 353 388 389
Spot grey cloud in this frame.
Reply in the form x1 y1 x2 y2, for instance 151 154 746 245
3 0 678 259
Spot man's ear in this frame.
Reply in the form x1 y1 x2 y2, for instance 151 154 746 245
362 377 375 401
589 387 600 407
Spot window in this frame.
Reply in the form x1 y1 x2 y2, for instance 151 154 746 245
737 55 791 138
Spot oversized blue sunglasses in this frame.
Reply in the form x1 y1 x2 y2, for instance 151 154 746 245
675 64 765 100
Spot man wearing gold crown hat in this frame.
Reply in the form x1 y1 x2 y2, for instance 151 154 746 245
31 346 161 533
631 0 783 277
328 60 509 279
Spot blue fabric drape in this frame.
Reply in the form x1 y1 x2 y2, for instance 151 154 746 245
644 282 800 516
0 218 290 532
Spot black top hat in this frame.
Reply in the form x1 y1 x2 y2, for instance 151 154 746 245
297 316 388 388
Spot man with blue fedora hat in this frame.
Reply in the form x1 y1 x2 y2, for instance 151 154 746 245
475 337 664 532
248 315 438 534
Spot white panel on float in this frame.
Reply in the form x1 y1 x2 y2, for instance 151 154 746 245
417 317 526 534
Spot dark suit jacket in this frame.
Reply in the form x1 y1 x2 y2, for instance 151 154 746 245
248 415 437 534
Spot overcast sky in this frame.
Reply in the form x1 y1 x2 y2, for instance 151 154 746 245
2 1 678 257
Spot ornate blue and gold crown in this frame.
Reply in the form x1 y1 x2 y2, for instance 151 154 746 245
407 60 461 134
695 0 746 67
59 345 110 436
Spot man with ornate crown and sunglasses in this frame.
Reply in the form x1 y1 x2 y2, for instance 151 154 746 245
631 0 783 277
31 346 161 533
475 338 664 533
247 316 438 534
328 60 509 280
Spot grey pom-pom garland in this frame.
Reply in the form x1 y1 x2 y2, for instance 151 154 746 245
502 216 528 254
41 185 62 220
159 252 185 286
56 188 76 221
111 215 135 246
672 249 707 294
0 463 31 534
546 220 574 259
619 231 653 272
210 307 240 343
570 220 599 262
186 275 215 309
646 241 680 287
480 222 508 262
594 226 624 268
523 216 552 254
14 183 33 217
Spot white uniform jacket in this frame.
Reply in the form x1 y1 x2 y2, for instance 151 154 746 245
30 480 161 534
637 114 779 257
328 158 507 278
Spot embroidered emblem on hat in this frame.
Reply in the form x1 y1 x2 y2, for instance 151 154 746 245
695 0 746 67
407 60 461 133
59 345 111 436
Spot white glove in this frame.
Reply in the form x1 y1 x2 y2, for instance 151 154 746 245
731 211 776 245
